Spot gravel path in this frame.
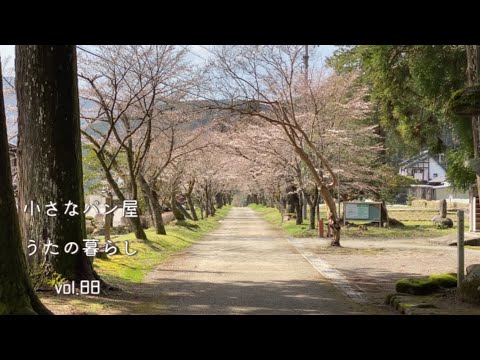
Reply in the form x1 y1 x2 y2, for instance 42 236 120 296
143 207 365 314
290 237 480 313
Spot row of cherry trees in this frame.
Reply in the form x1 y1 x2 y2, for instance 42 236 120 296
205 45 380 245
77 45 384 246
1 45 381 313
78 45 236 239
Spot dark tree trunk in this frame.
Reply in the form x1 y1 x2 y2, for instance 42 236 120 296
302 192 307 220
308 187 319 230
96 154 147 240
295 199 303 225
186 181 198 221
152 190 166 234
286 186 298 214
381 201 389 225
187 195 198 221
141 186 154 226
138 175 165 235
215 193 224 209
316 190 321 223
186 180 199 221
466 46 480 192
0 62 52 315
16 45 102 283
177 201 193 220
204 185 211 217
170 192 185 220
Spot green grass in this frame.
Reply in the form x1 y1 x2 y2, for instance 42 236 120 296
343 221 457 238
249 204 457 239
93 206 231 285
248 204 317 238
395 273 457 295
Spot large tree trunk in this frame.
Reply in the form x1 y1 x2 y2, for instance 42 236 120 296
321 187 341 246
293 147 341 246
466 46 480 192
16 45 102 283
0 61 52 315
138 175 166 235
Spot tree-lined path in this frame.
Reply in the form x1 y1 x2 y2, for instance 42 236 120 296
144 207 362 314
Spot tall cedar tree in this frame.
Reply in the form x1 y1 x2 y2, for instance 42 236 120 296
0 59 52 314
16 46 100 283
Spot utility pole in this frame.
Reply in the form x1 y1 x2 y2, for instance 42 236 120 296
458 210 465 287
338 146 341 217
302 45 309 221
304 45 309 82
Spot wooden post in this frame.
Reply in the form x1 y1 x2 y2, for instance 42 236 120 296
439 199 447 218
318 219 324 238
458 210 465 287
379 203 382 228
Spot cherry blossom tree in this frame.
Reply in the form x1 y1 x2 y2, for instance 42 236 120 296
209 45 377 246
78 45 191 240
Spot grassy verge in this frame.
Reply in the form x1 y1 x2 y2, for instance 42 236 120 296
248 204 317 237
249 204 457 239
93 205 231 286
343 221 457 238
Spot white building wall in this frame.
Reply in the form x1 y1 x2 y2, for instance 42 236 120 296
428 157 446 180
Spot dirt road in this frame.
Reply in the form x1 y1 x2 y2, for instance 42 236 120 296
144 207 364 314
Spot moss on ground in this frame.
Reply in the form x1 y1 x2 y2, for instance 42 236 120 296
395 273 457 295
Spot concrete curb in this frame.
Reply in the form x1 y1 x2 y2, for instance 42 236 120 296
287 237 366 302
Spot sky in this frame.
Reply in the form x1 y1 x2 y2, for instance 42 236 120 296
1 45 337 67
0 45 14 62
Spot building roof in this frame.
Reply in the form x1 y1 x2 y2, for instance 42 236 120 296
399 150 429 168
399 150 446 172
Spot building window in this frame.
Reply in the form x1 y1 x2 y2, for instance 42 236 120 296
433 173 438 178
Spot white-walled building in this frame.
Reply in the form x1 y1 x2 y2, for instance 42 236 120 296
399 150 469 201
399 150 446 182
